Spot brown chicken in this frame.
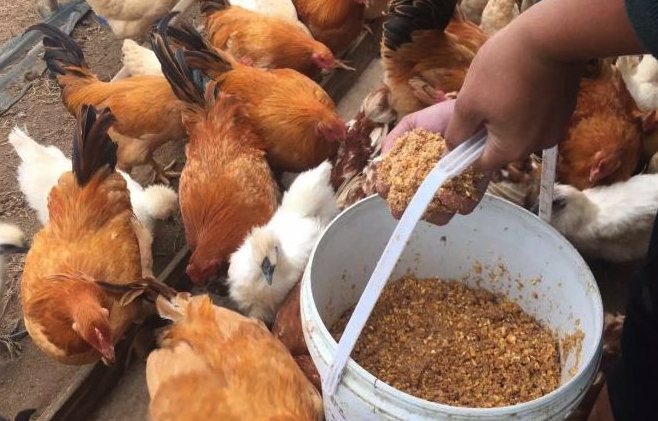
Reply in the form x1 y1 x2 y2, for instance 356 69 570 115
332 86 396 209
21 105 147 365
272 282 322 393
153 30 279 284
558 65 648 189
29 23 185 184
292 0 366 53
153 15 345 173
382 0 485 118
147 293 324 420
200 0 345 77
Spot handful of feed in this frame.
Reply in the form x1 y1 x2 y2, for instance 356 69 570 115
376 128 484 219
331 276 560 408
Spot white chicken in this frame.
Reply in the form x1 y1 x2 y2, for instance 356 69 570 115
480 0 519 35
228 161 338 324
122 40 163 77
8 127 178 234
88 0 181 38
549 175 658 262
617 54 658 112
460 0 490 24
230 0 312 35
0 223 28 300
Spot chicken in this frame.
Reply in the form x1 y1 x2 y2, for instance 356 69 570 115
20 105 161 365
332 86 396 209
228 161 338 324
200 0 346 77
558 64 646 190
272 282 322 392
86 0 179 38
8 127 178 234
459 0 488 24
0 223 29 301
153 16 345 173
154 30 279 285
292 0 366 53
549 175 658 262
147 293 324 420
229 0 312 34
382 0 487 118
122 39 163 77
479 0 518 36
617 54 658 112
29 24 185 184
486 155 541 210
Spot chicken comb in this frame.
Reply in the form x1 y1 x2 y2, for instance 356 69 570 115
200 0 231 15
72 105 118 187
26 23 88 78
383 0 458 51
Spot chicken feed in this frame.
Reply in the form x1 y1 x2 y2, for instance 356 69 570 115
331 276 561 408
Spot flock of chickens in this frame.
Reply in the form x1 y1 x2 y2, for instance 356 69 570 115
0 0 656 418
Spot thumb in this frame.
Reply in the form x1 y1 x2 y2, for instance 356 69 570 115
444 102 482 151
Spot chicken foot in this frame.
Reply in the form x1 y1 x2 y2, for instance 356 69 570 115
131 219 155 280
149 158 180 185
0 325 29 359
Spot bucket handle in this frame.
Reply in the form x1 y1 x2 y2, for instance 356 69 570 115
323 130 487 398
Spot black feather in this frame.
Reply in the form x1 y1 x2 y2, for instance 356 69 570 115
383 0 459 51
26 23 89 78
200 0 230 15
149 13 221 107
71 105 118 186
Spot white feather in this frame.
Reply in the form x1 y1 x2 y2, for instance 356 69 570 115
550 175 658 262
8 127 178 231
122 39 163 76
227 161 339 324
0 223 26 298
230 0 312 35
617 54 658 111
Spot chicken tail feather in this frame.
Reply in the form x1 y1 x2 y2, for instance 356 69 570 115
151 14 214 108
26 23 94 80
199 0 230 15
96 277 179 307
383 0 459 51
72 105 118 187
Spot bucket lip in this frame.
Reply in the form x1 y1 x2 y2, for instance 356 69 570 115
303 194 605 415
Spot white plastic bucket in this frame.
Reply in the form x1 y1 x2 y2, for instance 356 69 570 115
301 195 603 421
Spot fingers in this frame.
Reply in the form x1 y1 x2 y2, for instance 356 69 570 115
382 100 456 154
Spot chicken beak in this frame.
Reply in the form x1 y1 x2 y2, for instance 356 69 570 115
261 257 276 286
100 345 116 366
333 59 355 71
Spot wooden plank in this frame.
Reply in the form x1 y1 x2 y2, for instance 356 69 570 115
321 19 383 104
36 247 191 421
538 146 558 223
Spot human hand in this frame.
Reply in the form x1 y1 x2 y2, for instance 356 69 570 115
379 100 491 225
445 20 583 171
